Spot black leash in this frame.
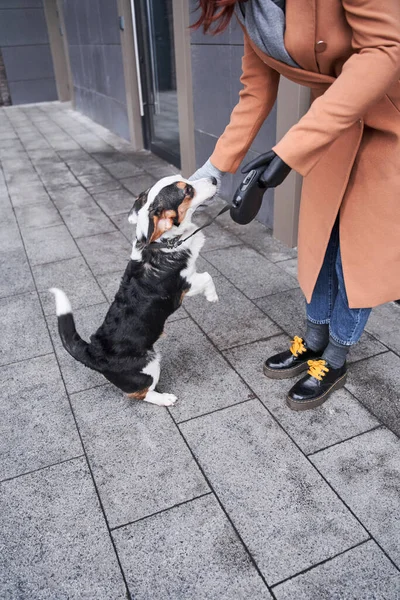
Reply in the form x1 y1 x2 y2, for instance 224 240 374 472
149 204 230 250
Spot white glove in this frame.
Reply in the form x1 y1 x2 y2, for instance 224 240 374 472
189 159 225 194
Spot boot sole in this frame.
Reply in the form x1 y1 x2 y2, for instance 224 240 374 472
286 372 348 411
263 361 309 380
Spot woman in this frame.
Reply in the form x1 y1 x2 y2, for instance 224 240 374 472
191 0 400 410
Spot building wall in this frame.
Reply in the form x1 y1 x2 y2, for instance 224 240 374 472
0 0 57 105
61 0 130 140
190 3 276 227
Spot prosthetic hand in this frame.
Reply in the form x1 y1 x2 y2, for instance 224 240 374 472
189 159 225 194
230 151 292 224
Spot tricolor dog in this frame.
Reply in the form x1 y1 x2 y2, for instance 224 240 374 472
50 174 218 406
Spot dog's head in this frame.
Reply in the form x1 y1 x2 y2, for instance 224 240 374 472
128 174 217 245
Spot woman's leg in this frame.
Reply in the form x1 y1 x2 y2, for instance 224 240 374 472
287 234 372 410
322 246 372 368
263 219 340 379
304 219 339 352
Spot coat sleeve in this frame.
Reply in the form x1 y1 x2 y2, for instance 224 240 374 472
273 0 400 176
210 32 280 173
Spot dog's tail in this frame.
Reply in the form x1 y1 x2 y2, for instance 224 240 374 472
49 288 94 369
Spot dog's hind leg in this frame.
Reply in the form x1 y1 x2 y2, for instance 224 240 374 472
186 272 218 302
141 351 177 406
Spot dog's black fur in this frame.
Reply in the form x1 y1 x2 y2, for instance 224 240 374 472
58 246 191 393
51 175 217 403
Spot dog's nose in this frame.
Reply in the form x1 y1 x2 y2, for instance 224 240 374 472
210 176 217 186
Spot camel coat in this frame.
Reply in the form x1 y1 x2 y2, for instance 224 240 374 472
210 0 400 308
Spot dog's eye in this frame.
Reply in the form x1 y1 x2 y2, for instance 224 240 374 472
185 184 194 196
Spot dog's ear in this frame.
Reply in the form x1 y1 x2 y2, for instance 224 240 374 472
128 188 149 224
146 209 176 244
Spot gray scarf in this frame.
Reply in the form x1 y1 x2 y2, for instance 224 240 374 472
236 0 300 68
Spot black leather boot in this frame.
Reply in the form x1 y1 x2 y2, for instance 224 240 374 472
263 336 323 380
287 359 347 411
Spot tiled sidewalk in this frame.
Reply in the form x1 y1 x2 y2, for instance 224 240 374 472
1 102 400 599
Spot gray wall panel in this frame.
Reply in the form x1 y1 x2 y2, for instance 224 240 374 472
62 0 129 141
191 45 233 138
9 78 57 104
0 1 43 7
0 1 57 105
102 45 126 104
0 8 50 46
98 0 121 45
190 6 276 227
2 45 55 81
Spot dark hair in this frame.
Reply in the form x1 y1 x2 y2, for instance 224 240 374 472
191 0 246 35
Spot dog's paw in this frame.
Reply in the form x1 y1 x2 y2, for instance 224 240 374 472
206 289 219 303
159 393 178 407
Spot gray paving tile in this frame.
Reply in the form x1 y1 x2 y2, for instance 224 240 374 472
50 183 92 208
256 287 306 334
184 276 281 350
110 211 134 240
48 138 81 152
8 180 51 207
35 162 71 177
0 458 126 599
229 217 298 263
345 352 400 436
123 150 167 171
46 303 107 394
33 256 105 315
273 540 400 599
310 428 400 566
93 188 135 216
14 202 62 230
158 318 253 422
139 161 179 179
0 248 35 299
0 292 52 366
28 148 61 164
193 218 242 252
204 245 298 299
76 231 131 276
0 223 19 252
180 401 367 585
22 224 80 265
38 168 79 190
5 170 40 187
57 148 92 163
58 196 116 238
113 494 271 600
103 160 144 180
346 331 388 364
0 147 27 161
276 258 298 278
366 302 400 355
196 254 219 277
67 158 106 177
70 384 209 528
255 290 387 364
0 354 82 481
77 170 121 193
224 336 379 454
1 158 33 175
121 172 157 197
95 271 123 303
91 150 125 165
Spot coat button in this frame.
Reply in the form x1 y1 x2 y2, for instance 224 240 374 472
315 40 327 53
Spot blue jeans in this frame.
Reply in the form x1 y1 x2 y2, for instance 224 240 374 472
306 218 371 345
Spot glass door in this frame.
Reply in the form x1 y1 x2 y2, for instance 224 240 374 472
134 0 181 167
